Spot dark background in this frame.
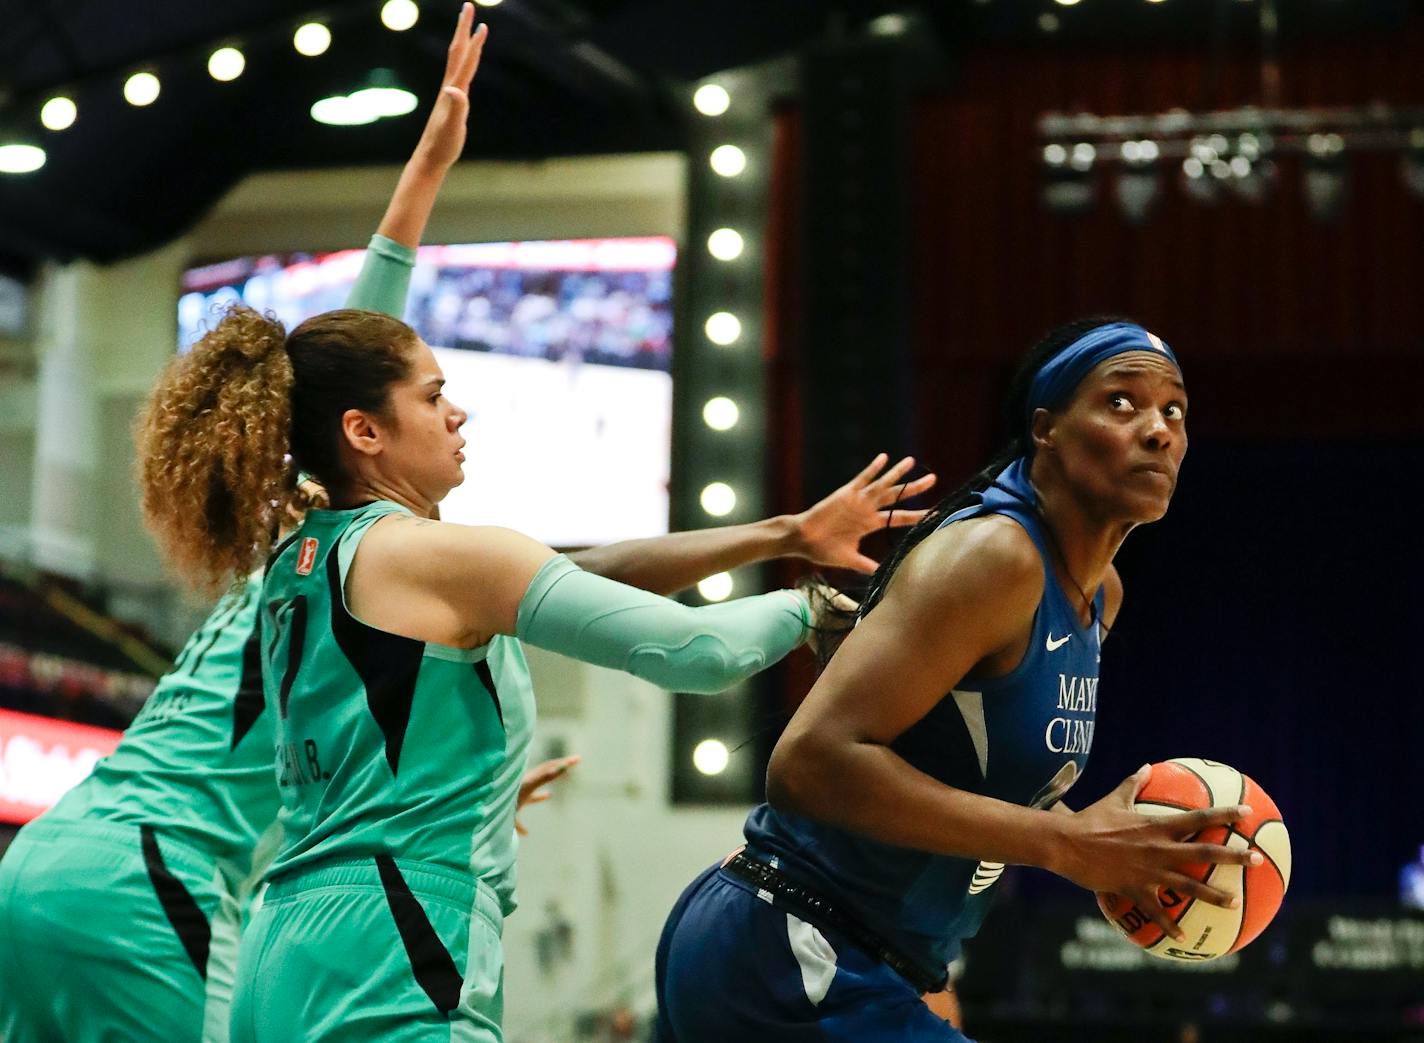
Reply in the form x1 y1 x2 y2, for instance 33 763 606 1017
762 13 1424 902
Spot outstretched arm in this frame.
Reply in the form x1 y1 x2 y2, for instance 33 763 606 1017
567 454 937 596
348 516 811 694
376 2 486 250
346 3 488 315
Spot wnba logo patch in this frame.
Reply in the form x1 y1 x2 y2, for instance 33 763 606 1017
296 537 319 575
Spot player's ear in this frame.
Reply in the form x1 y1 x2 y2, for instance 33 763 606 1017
1030 407 1056 455
340 409 384 458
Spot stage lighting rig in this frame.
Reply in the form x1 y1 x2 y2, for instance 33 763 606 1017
1037 105 1424 222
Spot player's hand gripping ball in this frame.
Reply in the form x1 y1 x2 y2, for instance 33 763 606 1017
1097 757 1291 961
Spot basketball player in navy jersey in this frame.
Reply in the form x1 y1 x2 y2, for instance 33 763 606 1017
653 319 1264 1041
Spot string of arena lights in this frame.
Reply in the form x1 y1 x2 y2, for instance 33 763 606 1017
1038 105 1424 223
0 0 507 175
685 74 764 611
672 65 779 793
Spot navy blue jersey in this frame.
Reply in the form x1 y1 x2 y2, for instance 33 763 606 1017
744 490 1103 972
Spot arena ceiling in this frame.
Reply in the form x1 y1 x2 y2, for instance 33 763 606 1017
0 0 1416 275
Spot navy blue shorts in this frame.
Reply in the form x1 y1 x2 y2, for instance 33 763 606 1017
653 862 974 1043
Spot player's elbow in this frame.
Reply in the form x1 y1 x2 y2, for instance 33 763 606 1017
627 633 765 694
766 728 830 817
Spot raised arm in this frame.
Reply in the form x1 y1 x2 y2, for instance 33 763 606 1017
765 515 1257 941
347 515 810 694
568 454 937 596
376 2 485 250
346 3 488 315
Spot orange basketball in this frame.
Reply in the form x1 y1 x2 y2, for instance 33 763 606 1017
1096 757 1291 961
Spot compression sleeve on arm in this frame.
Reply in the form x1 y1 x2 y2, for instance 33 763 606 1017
345 234 417 317
515 555 810 694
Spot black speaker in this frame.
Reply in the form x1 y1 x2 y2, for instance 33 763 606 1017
799 33 916 501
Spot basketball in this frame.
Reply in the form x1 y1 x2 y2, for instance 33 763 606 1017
1096 757 1291 962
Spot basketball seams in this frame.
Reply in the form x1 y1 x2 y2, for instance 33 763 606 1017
1165 868 1205 953
1101 893 1166 948
1183 835 1248 959
1137 917 1166 950
1167 883 1201 951
1172 758 1227 809
1228 850 1250 953
1134 799 1198 813
1249 818 1289 888
1111 761 1287 962
1138 763 1215 957
1219 829 1251 955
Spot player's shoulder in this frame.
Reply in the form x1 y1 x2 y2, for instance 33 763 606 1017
358 514 552 584
895 513 1045 613
918 513 1043 583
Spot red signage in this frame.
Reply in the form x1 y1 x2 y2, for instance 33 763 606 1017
0 709 122 826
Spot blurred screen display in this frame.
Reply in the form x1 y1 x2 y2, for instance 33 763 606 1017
0 709 122 825
180 238 675 546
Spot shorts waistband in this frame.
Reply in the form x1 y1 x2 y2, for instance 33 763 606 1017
264 856 504 927
20 815 214 876
723 850 948 995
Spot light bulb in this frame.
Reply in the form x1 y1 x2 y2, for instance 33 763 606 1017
294 23 332 57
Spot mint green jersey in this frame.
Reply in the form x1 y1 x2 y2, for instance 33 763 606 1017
261 502 536 915
46 577 277 889
42 234 418 891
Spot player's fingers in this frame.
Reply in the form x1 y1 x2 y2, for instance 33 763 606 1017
1167 804 1251 836
439 85 469 108
870 456 915 491
851 453 890 488
1116 764 1152 805
1178 842 1262 868
525 789 552 805
879 508 930 528
444 3 475 82
1127 889 1186 942
847 553 879 574
1161 871 1241 910
515 817 528 837
459 22 488 85
539 754 580 778
888 473 936 501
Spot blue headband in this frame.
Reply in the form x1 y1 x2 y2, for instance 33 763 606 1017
1025 322 1180 427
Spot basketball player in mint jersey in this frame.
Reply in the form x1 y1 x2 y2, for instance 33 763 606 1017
0 287 406 1038
654 321 1265 1042
0 12 497 1042
119 15 932 1042
211 362 930 1039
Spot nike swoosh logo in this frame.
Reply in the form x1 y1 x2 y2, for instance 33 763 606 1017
1046 633 1071 652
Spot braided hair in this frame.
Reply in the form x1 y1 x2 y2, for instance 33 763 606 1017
810 316 1131 668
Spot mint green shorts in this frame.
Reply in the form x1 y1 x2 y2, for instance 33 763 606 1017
0 816 242 1042
230 857 505 1042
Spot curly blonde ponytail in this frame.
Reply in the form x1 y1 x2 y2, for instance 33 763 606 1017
136 305 295 591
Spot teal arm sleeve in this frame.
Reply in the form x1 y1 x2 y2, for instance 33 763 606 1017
515 555 810 694
345 234 417 318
